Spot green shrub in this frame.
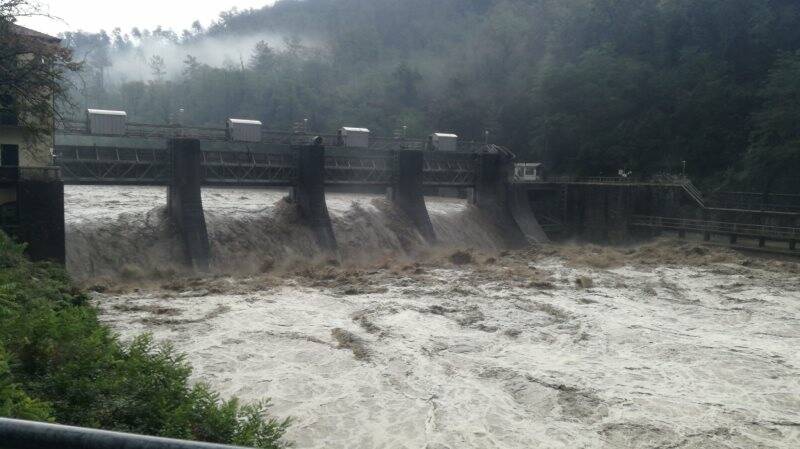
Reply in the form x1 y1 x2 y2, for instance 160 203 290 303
0 233 289 448
0 344 52 421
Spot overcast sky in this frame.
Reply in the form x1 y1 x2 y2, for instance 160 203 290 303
18 0 276 36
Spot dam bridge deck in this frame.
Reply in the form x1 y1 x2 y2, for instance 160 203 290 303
53 144 478 188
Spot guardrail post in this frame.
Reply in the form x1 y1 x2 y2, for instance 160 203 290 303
291 142 337 251
729 234 738 245
791 240 797 251
758 237 766 248
389 150 436 243
703 231 711 241
14 169 65 263
167 138 211 271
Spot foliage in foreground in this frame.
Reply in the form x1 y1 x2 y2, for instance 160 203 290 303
0 233 289 448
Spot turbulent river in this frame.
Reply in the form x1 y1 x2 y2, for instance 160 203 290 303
65 185 800 449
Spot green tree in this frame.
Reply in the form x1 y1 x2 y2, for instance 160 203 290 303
745 52 800 194
0 0 80 136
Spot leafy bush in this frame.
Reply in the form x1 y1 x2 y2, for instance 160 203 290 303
0 232 289 448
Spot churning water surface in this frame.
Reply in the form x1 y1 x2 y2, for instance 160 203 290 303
65 186 800 449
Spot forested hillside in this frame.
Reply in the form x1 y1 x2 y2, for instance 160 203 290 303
61 0 800 192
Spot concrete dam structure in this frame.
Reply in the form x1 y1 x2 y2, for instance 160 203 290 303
2 116 799 267
17 121 552 268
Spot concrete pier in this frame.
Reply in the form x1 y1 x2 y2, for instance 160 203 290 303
389 150 436 243
167 138 210 271
292 143 337 251
474 152 528 248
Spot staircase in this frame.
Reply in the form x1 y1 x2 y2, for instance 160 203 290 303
680 180 706 209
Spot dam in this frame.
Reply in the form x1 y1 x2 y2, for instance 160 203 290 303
3 115 798 269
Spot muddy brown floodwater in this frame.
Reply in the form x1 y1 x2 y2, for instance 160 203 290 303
66 186 800 449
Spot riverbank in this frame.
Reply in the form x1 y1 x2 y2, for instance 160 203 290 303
0 232 290 448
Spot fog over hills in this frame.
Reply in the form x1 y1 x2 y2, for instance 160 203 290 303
62 0 800 193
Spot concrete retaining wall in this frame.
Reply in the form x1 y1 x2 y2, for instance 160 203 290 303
17 180 65 263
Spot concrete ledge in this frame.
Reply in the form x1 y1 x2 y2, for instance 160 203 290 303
167 138 211 271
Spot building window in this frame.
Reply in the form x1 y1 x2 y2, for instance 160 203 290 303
0 95 18 126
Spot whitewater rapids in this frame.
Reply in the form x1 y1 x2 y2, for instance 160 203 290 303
65 186 800 449
64 186 504 281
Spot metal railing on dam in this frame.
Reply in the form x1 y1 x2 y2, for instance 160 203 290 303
705 191 800 213
202 150 297 187
518 175 691 186
53 144 481 188
0 417 255 449
54 146 172 185
632 215 800 239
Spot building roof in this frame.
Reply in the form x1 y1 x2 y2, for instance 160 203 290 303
9 23 61 43
87 109 127 117
341 127 370 133
228 118 263 126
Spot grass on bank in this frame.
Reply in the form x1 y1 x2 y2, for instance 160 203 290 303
0 233 289 448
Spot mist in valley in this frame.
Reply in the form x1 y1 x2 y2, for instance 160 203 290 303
60 0 800 195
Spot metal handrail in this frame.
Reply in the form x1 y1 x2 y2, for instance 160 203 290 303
680 181 706 208
705 191 800 213
631 215 800 239
0 418 255 449
533 176 686 185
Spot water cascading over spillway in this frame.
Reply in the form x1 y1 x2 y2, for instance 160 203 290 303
64 186 506 282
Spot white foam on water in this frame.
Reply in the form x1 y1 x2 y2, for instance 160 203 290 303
65 186 800 448
64 186 499 280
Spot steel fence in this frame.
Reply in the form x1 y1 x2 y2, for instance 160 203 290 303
630 216 800 240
